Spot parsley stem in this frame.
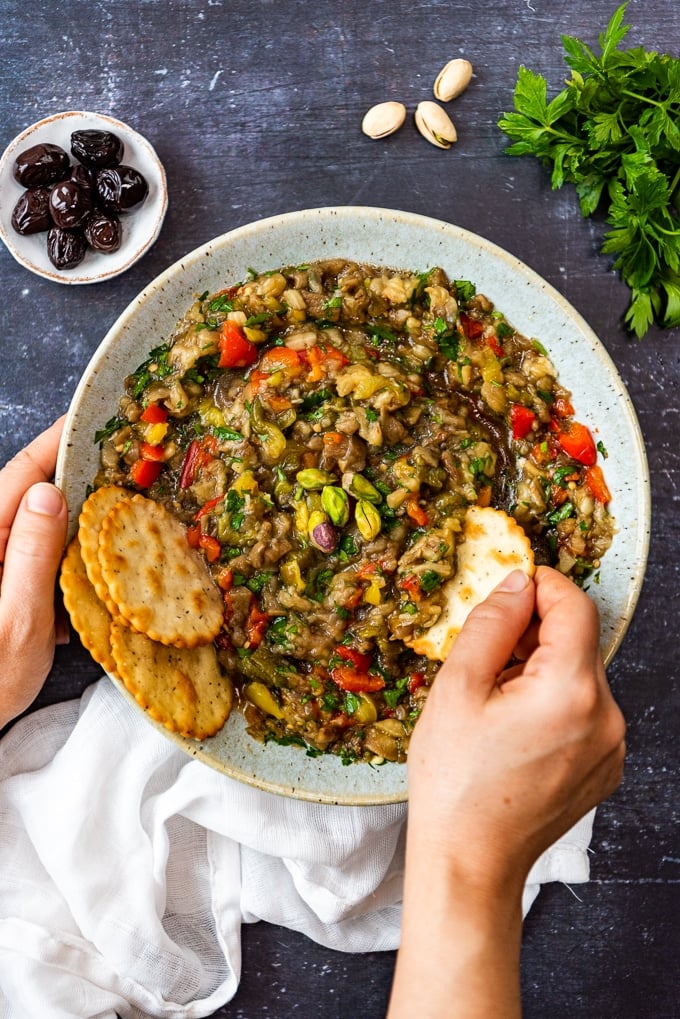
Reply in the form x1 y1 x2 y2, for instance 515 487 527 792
620 88 667 110
669 167 680 201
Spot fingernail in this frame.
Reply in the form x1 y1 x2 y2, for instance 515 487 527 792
496 569 531 593
26 482 64 517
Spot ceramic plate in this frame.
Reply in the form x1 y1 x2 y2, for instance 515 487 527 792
56 207 650 804
0 110 167 283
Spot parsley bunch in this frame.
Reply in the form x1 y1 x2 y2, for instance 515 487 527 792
498 3 680 338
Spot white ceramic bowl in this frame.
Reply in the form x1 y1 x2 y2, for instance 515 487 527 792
0 111 168 284
56 207 651 804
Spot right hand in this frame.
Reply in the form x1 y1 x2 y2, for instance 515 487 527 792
405 565 626 891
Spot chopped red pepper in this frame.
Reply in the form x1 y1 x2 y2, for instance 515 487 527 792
331 666 385 693
332 645 373 671
186 523 201 548
249 345 304 390
193 494 225 520
140 403 168 423
199 533 222 563
585 464 612 504
486 334 504 357
459 312 484 340
129 458 162 488
406 496 429 527
530 437 559 467
245 600 270 649
398 573 422 601
178 436 217 489
552 396 575 419
509 403 537 440
265 393 293 413
139 441 165 462
218 320 258 369
407 671 426 694
179 440 201 489
216 567 234 591
557 420 597 466
186 523 222 563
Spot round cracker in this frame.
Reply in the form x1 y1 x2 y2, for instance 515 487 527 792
78 485 131 612
407 505 535 661
110 619 234 740
59 535 118 675
98 493 224 648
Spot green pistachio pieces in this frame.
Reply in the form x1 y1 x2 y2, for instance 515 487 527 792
344 472 382 504
355 500 382 541
321 485 350 526
296 468 337 490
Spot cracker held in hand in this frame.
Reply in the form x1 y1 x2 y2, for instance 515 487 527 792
98 493 224 648
78 484 130 613
408 505 535 661
110 620 234 739
60 535 118 675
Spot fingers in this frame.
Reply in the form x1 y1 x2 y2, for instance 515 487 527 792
0 417 65 563
438 570 536 701
530 565 604 682
1 481 68 606
0 481 69 726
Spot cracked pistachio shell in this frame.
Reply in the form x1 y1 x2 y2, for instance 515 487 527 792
433 58 473 102
361 101 407 140
414 101 458 149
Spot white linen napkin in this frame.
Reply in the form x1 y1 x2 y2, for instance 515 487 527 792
0 677 594 1019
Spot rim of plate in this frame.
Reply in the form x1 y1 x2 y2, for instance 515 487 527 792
56 206 651 804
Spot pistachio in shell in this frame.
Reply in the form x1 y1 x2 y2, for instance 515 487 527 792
361 101 407 140
414 101 458 149
433 58 473 102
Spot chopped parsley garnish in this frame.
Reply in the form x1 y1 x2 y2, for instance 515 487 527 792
94 415 126 445
214 426 244 442
383 675 410 708
129 343 173 399
264 732 322 757
420 570 443 593
546 501 576 525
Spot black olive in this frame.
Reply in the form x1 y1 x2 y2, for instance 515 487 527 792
95 165 148 213
10 186 52 234
69 163 95 198
49 179 92 229
13 143 70 188
47 227 87 270
70 129 125 169
84 210 122 253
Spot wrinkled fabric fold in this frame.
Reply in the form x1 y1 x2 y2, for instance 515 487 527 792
0 678 594 1018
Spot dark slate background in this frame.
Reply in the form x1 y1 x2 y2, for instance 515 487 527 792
1 1 678 1016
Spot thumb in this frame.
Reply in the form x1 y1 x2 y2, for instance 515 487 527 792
439 570 536 700
1 482 68 627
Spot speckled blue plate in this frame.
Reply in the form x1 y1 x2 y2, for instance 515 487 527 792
56 207 650 804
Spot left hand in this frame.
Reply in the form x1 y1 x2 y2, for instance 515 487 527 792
0 418 69 728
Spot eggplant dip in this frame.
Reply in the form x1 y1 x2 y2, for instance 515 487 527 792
92 259 614 764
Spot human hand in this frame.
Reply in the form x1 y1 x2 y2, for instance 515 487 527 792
387 568 625 1019
406 565 626 893
0 419 69 729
